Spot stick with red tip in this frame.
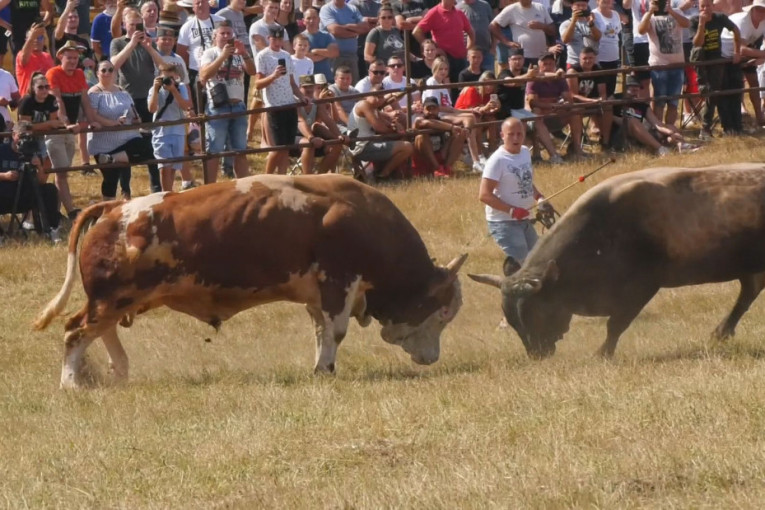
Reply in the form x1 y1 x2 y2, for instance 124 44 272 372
529 157 616 210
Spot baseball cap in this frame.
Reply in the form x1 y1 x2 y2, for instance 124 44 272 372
268 24 285 38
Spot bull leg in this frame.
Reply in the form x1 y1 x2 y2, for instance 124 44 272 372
61 314 102 390
597 289 657 359
712 273 765 340
101 325 129 383
308 276 362 374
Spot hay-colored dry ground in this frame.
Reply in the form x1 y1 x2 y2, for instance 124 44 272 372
3 137 765 508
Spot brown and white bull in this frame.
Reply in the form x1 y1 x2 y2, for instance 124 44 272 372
470 163 765 358
35 174 467 388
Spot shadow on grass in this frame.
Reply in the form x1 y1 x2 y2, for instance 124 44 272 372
635 342 765 364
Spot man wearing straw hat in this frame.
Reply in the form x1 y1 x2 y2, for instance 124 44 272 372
46 40 98 220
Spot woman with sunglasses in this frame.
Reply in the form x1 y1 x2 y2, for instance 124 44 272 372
18 73 65 174
87 60 154 201
364 6 405 65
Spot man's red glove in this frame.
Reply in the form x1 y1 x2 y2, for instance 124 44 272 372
509 206 529 220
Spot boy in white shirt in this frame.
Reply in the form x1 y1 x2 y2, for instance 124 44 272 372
291 34 315 79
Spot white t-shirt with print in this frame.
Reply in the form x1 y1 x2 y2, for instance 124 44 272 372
421 76 452 108
177 14 225 71
291 55 314 80
201 47 248 102
483 145 536 222
382 75 420 108
256 47 296 107
493 3 553 60
0 69 19 124
593 9 622 62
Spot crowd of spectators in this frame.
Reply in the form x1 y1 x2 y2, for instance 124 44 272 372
0 0 763 239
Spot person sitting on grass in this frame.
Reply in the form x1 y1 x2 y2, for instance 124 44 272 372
611 75 699 156
413 96 470 178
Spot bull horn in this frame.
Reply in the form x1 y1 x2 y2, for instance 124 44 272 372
445 253 469 274
467 273 503 289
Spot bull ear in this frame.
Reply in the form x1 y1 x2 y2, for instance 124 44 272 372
467 273 503 289
543 259 559 283
445 253 468 275
503 256 521 276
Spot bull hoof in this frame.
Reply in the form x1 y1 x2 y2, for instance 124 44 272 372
313 363 336 375
712 326 734 341
596 347 615 359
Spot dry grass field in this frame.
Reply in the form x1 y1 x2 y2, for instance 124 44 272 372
3 137 765 508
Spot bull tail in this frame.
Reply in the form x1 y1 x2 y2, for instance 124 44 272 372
33 201 122 331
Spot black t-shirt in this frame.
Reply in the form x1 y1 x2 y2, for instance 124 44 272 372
689 13 737 59
498 67 527 114
410 59 432 80
612 92 649 120
457 67 481 84
18 94 58 125
55 34 94 62
9 0 42 47
570 63 604 99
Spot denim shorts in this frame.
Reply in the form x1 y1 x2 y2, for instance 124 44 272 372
152 134 185 170
496 26 515 63
488 220 538 262
650 68 684 107
206 101 248 154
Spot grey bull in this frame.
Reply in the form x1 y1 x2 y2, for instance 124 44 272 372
470 163 765 358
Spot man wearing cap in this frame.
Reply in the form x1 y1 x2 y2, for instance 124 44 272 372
413 96 469 177
111 10 167 193
200 20 256 182
155 26 190 85
177 0 225 110
294 74 347 174
320 0 370 82
526 51 587 160
255 24 311 174
250 0 292 56
302 6 339 85
723 1 765 127
46 40 98 220
498 48 564 164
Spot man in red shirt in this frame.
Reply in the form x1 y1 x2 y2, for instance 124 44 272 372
413 0 474 88
15 22 54 96
45 40 97 220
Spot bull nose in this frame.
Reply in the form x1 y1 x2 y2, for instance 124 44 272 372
411 353 439 365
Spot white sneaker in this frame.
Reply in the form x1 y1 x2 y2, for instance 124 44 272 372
657 146 671 157
699 130 713 141
549 154 564 165
49 227 62 244
181 181 198 191
472 161 483 174
22 220 35 231
478 155 488 166
677 142 700 153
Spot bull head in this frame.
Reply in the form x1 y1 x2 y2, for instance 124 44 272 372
469 258 563 359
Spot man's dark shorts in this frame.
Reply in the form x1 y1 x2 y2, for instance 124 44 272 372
266 109 298 147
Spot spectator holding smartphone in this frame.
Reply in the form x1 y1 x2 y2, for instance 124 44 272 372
255 24 310 174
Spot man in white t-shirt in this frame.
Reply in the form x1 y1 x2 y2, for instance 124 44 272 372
490 0 557 66
478 117 550 262
725 2 765 125
255 25 310 174
0 67 20 129
354 59 386 92
291 34 315 79
382 54 421 109
177 0 225 110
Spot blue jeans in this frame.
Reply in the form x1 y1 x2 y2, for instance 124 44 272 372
488 220 538 262
481 53 495 72
206 101 248 153
496 26 515 64
650 68 684 107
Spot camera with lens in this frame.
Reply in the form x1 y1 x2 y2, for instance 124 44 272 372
162 76 177 86
15 122 39 162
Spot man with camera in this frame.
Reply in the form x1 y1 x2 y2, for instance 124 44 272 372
0 119 61 244
559 0 604 68
148 63 192 191
255 24 311 175
200 20 256 183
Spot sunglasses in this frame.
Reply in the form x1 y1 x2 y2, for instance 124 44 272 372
371 70 386 75
388 63 403 68
100 67 115 73
36 84 50 89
